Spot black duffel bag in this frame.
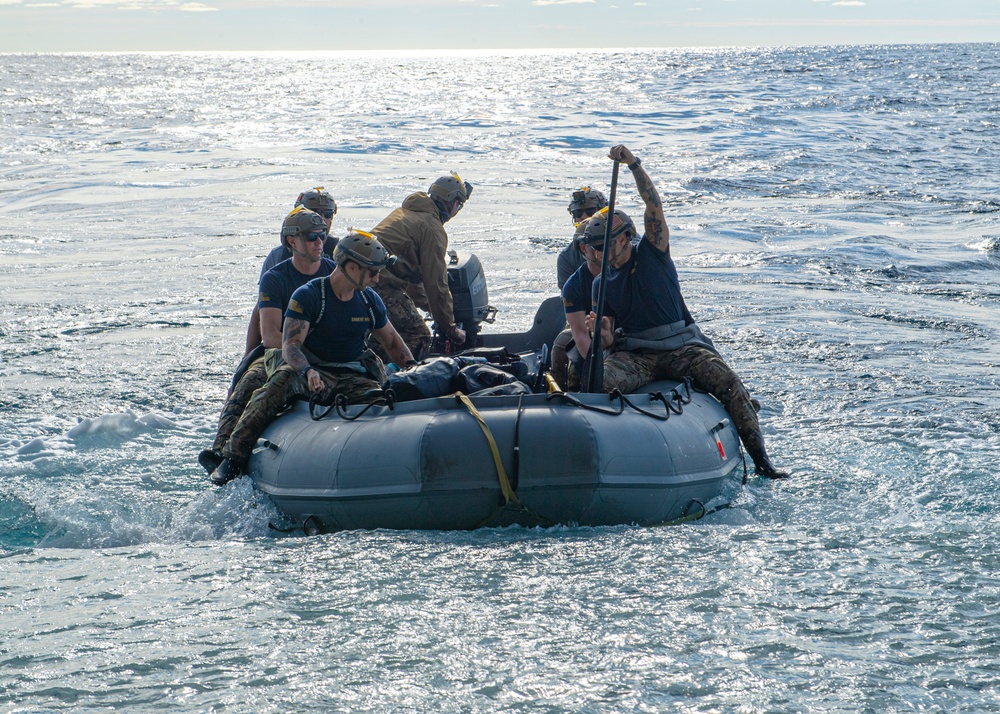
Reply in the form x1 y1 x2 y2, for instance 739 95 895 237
456 363 522 393
384 357 483 401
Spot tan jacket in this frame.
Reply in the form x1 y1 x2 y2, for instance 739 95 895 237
372 192 457 335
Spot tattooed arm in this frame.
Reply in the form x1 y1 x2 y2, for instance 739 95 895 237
609 145 670 253
282 316 322 393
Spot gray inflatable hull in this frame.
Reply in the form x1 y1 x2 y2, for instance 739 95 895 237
248 381 744 532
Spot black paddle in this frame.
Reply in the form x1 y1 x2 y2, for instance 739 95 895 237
583 159 620 393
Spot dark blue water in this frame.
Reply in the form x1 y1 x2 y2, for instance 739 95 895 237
1 45 999 711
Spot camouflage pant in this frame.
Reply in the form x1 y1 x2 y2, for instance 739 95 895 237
599 346 771 467
211 356 267 452
222 364 382 463
372 284 431 362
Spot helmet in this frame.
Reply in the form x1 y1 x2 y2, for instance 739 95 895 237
295 187 337 218
574 216 593 245
280 207 328 250
567 187 608 219
334 230 397 271
428 172 473 205
582 207 636 246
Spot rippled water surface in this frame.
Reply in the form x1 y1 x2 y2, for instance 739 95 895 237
2 45 1000 712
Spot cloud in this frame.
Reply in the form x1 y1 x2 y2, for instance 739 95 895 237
832 1 865 5
531 0 595 5
179 2 217 9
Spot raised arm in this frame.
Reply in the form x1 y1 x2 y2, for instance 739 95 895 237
609 145 669 253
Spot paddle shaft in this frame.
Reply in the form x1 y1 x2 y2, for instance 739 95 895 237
584 159 620 393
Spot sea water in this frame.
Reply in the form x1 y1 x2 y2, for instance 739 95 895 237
1 45 999 712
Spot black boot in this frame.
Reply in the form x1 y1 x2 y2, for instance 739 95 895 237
198 448 224 475
210 458 245 486
741 429 789 480
754 457 789 480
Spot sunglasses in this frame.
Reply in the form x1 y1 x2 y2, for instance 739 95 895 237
303 232 325 243
320 210 335 220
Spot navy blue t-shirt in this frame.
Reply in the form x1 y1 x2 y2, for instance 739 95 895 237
592 237 692 333
561 262 597 316
259 257 336 315
285 278 388 364
258 236 339 284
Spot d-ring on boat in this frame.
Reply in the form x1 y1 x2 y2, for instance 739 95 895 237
245 253 746 532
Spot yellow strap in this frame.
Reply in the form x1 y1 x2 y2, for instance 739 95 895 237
455 392 520 506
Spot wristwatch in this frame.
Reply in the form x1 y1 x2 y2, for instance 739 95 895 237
628 157 642 170
301 366 313 379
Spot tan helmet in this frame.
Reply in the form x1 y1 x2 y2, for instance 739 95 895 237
334 230 397 271
280 207 327 250
428 172 473 204
582 206 636 247
295 187 337 218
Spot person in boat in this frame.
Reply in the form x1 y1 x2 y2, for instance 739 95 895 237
210 231 416 485
585 145 788 479
198 207 336 475
245 187 340 356
557 186 607 290
367 173 472 361
551 217 601 391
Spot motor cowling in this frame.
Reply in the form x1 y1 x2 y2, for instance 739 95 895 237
432 251 496 354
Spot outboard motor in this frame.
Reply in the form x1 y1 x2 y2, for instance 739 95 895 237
432 250 497 353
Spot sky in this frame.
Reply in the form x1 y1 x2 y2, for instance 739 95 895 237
0 0 999 52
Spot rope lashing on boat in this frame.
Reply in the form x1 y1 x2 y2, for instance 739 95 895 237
545 378 694 421
455 392 521 507
649 377 693 415
546 390 626 415
309 389 397 422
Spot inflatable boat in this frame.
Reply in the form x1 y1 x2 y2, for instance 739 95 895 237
243 253 746 532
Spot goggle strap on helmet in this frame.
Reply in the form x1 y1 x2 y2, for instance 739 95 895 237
335 230 397 271
281 206 327 239
429 172 473 204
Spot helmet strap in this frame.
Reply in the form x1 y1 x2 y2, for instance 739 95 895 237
608 234 630 268
340 260 367 293
430 195 451 223
290 244 320 263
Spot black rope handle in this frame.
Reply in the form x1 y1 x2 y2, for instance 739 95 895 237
310 389 397 422
546 390 627 416
309 392 340 421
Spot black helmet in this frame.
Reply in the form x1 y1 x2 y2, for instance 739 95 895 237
582 207 636 246
280 207 327 250
334 230 397 271
567 187 608 220
428 172 473 204
295 187 337 218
